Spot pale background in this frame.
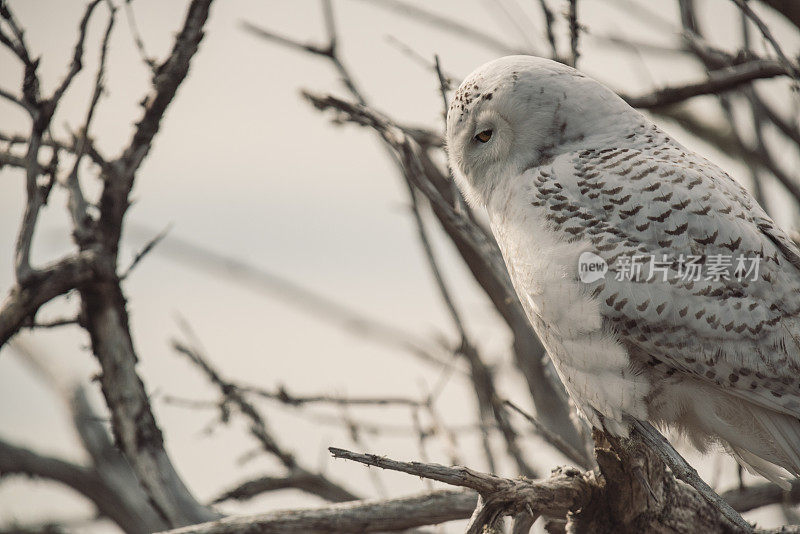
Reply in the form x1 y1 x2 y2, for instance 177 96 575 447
1 0 798 531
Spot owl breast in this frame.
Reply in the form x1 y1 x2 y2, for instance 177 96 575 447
487 168 652 432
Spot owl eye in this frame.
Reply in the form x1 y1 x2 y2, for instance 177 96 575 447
475 129 493 143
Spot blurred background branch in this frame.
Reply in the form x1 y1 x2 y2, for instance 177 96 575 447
1 0 799 532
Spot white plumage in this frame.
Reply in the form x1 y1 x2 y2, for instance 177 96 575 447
446 55 800 487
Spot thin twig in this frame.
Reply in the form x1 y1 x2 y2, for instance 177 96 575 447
121 223 172 278
721 479 800 513
65 3 116 241
209 472 365 505
0 130 111 173
329 447 532 493
241 384 423 407
433 54 449 125
171 330 360 503
729 0 800 82
241 3 365 105
0 2 40 104
537 0 558 60
51 0 104 104
0 84 33 114
568 0 580 67
505 400 591 469
354 0 516 54
123 0 157 72
26 317 80 329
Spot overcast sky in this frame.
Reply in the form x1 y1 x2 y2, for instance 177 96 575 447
1 1 798 531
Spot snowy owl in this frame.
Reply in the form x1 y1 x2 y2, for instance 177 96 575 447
446 55 800 487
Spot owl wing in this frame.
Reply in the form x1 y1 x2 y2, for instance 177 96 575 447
536 144 800 419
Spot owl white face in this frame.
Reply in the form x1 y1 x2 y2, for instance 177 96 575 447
445 56 566 206
446 98 515 207
446 55 633 207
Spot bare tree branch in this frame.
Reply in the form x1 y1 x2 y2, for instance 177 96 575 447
69 0 218 526
242 2 366 106
1 341 167 534
0 438 147 532
301 89 587 456
163 489 478 534
328 447 587 504
210 472 359 505
0 251 99 346
730 0 800 81
628 418 750 532
0 84 33 113
65 2 116 243
0 2 40 103
25 317 80 329
568 0 580 67
757 0 800 30
171 338 360 503
121 223 171 278
654 105 800 203
123 0 157 72
722 479 800 513
537 0 559 60
240 384 423 408
353 0 517 55
0 130 110 171
210 471 359 506
622 59 789 109
50 0 104 105
505 400 592 469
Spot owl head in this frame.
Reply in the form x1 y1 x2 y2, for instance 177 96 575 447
446 55 637 207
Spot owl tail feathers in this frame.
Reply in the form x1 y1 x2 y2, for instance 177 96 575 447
724 406 800 491
729 446 793 491
693 391 800 489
